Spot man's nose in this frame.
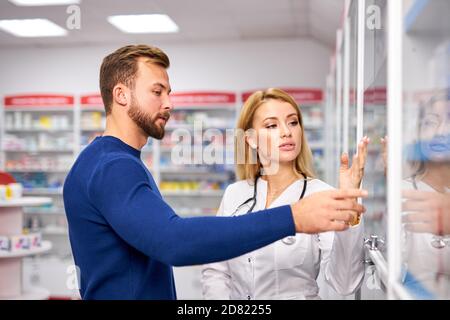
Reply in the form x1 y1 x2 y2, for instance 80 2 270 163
162 95 173 111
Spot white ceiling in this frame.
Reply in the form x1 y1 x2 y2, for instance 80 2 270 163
0 0 344 48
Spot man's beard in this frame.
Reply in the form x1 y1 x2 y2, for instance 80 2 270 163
127 95 170 140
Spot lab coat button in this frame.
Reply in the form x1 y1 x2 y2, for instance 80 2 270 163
247 295 251 300
248 258 251 263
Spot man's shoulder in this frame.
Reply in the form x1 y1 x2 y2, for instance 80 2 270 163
94 153 145 178
69 143 145 189
83 138 141 166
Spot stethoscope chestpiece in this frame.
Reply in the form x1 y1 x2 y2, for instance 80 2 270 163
281 236 296 245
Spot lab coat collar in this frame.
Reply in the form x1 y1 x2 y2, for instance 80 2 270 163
256 177 307 210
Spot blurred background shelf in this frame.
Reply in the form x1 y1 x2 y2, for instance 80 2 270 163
23 188 63 196
0 197 52 208
0 241 52 259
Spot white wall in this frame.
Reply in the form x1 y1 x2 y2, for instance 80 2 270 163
0 38 331 97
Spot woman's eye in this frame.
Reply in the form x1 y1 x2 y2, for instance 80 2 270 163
289 121 299 126
423 119 438 128
265 124 277 129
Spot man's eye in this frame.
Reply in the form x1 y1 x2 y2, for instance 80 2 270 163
154 91 162 96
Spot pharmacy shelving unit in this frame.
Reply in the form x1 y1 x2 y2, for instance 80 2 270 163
242 88 325 179
162 91 238 299
0 197 52 300
160 91 238 217
79 94 106 153
362 88 387 239
1 95 75 257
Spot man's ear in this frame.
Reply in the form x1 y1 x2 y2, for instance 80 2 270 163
113 84 129 107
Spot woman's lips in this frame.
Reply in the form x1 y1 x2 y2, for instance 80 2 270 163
279 143 295 151
428 143 448 152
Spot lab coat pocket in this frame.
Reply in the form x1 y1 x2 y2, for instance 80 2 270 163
274 234 308 270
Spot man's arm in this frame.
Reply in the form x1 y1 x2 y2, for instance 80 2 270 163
89 157 367 266
88 157 295 266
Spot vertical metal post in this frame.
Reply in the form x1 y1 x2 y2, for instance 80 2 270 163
387 0 403 300
336 29 343 181
357 0 366 145
343 19 351 155
354 0 366 300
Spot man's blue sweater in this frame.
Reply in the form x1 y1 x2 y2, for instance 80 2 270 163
63 136 295 299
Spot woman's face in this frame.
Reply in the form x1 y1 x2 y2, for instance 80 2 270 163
250 99 302 169
419 99 450 162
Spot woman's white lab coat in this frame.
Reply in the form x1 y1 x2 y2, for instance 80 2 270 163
201 178 365 300
402 179 450 298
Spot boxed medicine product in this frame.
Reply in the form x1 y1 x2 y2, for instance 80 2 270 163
28 233 42 248
10 234 30 252
9 233 42 252
0 236 11 252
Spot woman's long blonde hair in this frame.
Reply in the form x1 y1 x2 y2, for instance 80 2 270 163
235 88 316 182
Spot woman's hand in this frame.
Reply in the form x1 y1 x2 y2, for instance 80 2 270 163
339 136 370 190
338 136 370 226
403 190 450 236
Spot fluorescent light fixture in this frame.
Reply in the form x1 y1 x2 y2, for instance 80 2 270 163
0 19 68 37
8 0 80 6
107 14 179 34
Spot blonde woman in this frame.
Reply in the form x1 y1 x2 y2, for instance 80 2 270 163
201 88 369 300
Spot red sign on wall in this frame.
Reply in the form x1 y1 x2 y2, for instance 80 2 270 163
81 92 236 108
364 88 387 104
4 94 74 108
170 92 236 106
81 94 103 106
241 88 323 104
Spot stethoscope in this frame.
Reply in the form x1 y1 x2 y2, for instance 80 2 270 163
411 175 450 249
232 173 308 245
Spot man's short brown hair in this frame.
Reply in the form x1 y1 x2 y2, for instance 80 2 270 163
99 44 170 114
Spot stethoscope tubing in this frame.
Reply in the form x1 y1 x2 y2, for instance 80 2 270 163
232 174 308 246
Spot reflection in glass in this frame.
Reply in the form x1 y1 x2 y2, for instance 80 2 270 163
402 90 450 299
402 0 450 298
